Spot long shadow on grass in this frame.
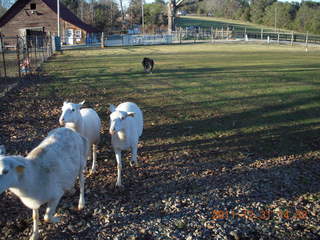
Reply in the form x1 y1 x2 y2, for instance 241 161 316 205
143 94 320 157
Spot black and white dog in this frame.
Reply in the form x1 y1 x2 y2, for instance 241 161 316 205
142 57 154 73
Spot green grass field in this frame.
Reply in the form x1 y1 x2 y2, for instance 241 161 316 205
1 43 320 239
176 15 278 32
41 44 320 159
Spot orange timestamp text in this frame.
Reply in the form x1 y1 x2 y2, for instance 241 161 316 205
211 208 308 221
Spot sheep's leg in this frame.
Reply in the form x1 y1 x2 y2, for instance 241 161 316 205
78 168 85 210
30 209 39 240
130 144 138 167
44 195 62 223
91 144 97 173
87 147 92 171
115 150 123 187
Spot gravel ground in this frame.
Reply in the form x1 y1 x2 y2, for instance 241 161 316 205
0 78 320 240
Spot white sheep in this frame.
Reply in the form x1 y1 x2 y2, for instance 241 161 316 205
108 102 143 187
0 127 89 240
59 101 101 173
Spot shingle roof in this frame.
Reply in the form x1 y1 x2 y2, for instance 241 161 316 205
0 0 98 32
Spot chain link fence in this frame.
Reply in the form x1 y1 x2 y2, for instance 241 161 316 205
0 34 54 94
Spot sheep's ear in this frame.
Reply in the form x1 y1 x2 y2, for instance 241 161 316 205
76 101 85 110
15 165 25 174
127 112 135 117
63 101 68 106
108 104 116 113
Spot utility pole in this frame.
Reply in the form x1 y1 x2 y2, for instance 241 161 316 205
141 0 144 34
168 0 176 34
80 0 84 21
274 5 277 32
57 0 60 37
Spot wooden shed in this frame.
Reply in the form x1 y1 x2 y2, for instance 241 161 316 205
0 0 97 45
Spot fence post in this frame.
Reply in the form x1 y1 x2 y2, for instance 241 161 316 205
227 27 229 40
16 36 21 78
34 36 37 71
305 31 309 52
291 31 294 46
0 33 7 80
277 32 280 44
101 32 104 48
261 28 263 40
41 36 45 62
211 27 214 43
26 37 32 78
221 27 224 39
184 27 187 42
45 36 49 60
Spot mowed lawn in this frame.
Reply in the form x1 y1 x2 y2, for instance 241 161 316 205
1 43 320 239
42 44 320 159
176 15 276 32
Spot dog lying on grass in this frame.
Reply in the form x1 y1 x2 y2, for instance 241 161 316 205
142 57 154 73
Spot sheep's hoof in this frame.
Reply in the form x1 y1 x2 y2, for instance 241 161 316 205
130 161 139 167
44 215 60 224
29 232 39 240
78 204 85 211
115 182 123 188
86 171 94 177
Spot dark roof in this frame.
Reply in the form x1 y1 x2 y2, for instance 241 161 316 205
0 0 98 32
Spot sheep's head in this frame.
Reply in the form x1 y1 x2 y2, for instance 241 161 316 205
0 156 25 194
59 101 85 126
109 104 135 135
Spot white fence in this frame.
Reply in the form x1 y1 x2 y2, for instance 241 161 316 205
105 34 175 47
103 30 320 47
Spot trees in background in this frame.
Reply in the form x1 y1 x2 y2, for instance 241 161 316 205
0 0 14 17
250 0 275 24
126 0 142 26
144 0 167 26
294 1 320 34
126 0 167 32
60 0 121 33
263 2 298 30
94 0 121 33
190 0 320 34
196 0 249 20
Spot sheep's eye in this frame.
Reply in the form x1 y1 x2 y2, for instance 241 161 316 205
120 117 124 120
72 109 75 112
2 169 8 175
